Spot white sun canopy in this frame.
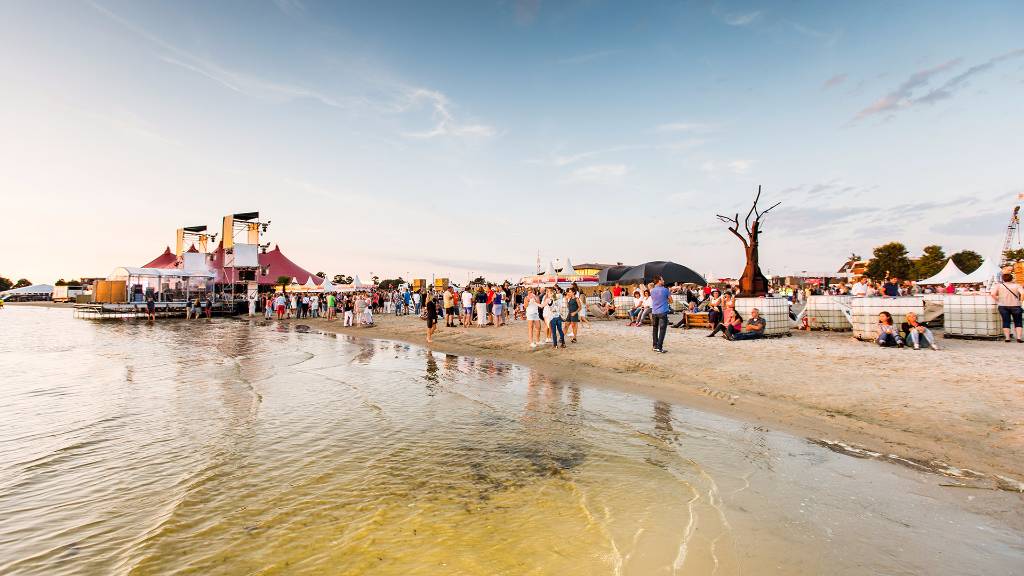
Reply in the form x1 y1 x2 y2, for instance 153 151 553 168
916 259 967 285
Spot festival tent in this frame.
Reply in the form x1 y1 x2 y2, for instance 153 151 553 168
562 257 576 274
959 258 999 285
144 243 323 287
318 276 335 293
0 283 54 301
598 265 633 285
917 259 967 285
340 275 374 292
617 261 707 286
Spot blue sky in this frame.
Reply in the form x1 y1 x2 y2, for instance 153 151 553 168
2 0 1022 283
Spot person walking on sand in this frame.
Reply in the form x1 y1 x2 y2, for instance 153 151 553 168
650 276 670 353
343 296 354 327
564 287 582 343
326 292 336 321
492 287 504 327
543 287 565 348
525 288 542 347
443 288 455 327
426 295 438 343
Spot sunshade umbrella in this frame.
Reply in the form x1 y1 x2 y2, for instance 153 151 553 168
598 265 633 285
617 261 706 286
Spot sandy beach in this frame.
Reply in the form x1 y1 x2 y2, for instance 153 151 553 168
292 311 1023 491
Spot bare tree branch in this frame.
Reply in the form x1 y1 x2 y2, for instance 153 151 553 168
744 185 761 235
716 212 749 249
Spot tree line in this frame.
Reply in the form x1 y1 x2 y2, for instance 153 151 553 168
861 243 983 281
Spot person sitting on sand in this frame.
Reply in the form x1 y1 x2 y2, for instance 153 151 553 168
901 312 939 350
729 308 765 340
876 311 903 347
630 290 652 326
708 305 740 338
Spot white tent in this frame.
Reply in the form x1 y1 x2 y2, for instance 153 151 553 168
0 283 54 300
959 258 999 285
339 275 374 293
562 257 576 274
544 261 558 276
917 259 967 285
319 276 335 293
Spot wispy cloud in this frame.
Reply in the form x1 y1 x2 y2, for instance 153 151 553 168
852 59 961 122
399 88 496 139
916 48 1024 105
654 122 716 133
701 159 751 175
852 49 1024 123
557 49 623 65
722 10 762 27
822 74 847 90
789 21 843 47
571 164 628 182
88 1 494 140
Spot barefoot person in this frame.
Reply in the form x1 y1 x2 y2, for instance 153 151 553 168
145 293 156 322
564 287 582 343
425 295 438 343
990 272 1023 343
543 287 565 349
525 288 542 348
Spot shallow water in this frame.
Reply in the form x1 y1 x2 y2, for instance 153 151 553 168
0 306 1020 575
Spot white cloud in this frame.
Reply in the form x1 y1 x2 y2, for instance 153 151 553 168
571 164 629 181
271 0 305 17
701 159 752 175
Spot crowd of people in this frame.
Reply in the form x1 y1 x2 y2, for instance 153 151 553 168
241 268 1023 351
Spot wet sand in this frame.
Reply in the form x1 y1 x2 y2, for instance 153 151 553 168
296 312 1024 493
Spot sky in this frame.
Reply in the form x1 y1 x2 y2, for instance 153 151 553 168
2 0 1023 284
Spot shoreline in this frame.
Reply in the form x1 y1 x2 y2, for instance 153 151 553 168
297 312 1022 491
14 302 1022 491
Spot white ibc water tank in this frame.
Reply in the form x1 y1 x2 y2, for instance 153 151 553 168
733 296 791 336
805 295 853 331
613 296 633 318
851 297 924 340
670 295 686 312
944 294 1001 338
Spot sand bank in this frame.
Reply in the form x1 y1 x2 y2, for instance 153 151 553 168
298 313 1023 490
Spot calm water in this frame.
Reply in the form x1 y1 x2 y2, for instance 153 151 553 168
0 306 1020 575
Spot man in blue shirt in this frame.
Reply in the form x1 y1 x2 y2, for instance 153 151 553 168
650 276 671 353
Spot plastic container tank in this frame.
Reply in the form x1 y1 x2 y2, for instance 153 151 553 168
804 295 853 331
851 297 924 340
733 296 791 336
943 294 1001 338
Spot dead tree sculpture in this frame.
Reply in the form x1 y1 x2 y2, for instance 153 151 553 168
716 186 781 297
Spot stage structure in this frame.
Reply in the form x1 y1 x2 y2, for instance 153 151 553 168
221 211 271 301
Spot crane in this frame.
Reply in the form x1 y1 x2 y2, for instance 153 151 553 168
1000 205 1020 267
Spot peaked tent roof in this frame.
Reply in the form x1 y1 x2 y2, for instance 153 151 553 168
142 247 178 269
917 258 967 285
562 257 575 273
959 257 999 284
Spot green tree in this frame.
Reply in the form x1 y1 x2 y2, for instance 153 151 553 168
376 277 404 290
0 277 12 292
1003 248 1024 262
315 271 326 278
275 275 292 292
865 242 912 280
950 250 983 274
13 279 32 289
913 245 946 279
332 274 353 284
470 276 487 285
55 278 67 286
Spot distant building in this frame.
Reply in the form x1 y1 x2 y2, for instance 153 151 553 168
837 259 868 278
571 262 618 276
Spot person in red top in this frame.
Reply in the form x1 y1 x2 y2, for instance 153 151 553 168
944 282 955 294
612 283 623 297
486 286 495 325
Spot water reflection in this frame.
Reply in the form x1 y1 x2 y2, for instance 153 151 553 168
0 307 1020 576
